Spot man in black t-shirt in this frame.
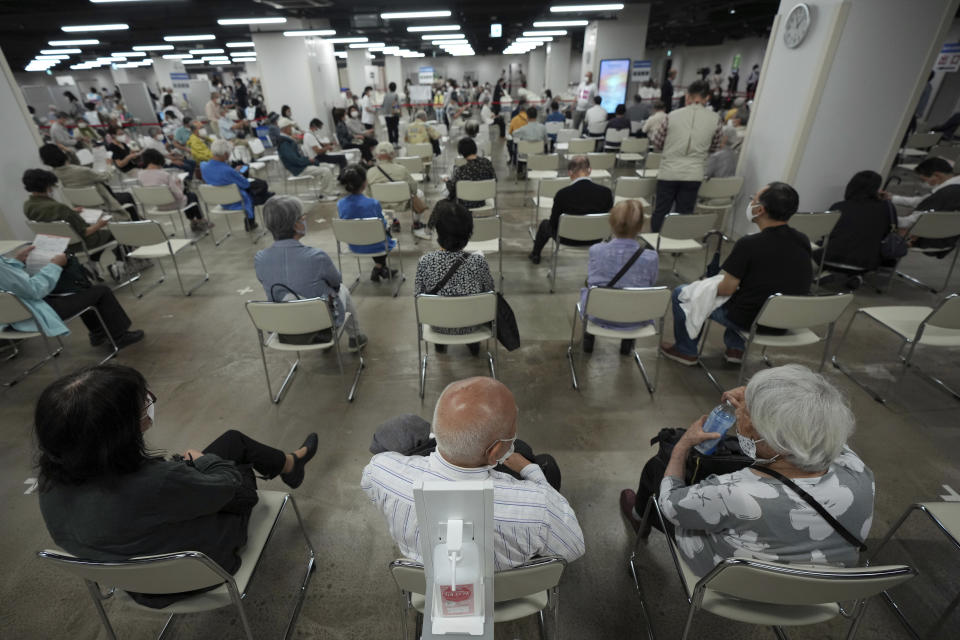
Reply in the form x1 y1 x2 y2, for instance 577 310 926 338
662 182 812 365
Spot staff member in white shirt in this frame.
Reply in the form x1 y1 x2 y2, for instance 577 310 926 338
360 86 377 132
572 71 596 131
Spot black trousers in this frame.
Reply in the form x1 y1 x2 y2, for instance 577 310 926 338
183 192 202 221
45 285 131 338
651 180 701 232
385 115 400 144
203 429 286 479
531 219 555 258
316 154 347 171
493 115 506 138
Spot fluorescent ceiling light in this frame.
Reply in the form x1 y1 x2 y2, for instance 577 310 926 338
423 33 464 40
164 34 216 41
49 39 99 46
202 56 230 61
226 41 255 47
182 60 204 65
113 51 146 57
41 48 81 54
190 48 225 54
133 44 174 51
433 40 468 45
62 23 128 32
234 56 257 60
98 56 126 62
36 55 70 60
282 29 336 37
407 25 459 32
381 10 451 19
523 30 567 36
532 20 588 27
348 42 385 48
517 36 553 42
325 37 368 44
334 52 347 59
550 3 624 11
217 17 286 25
163 54 193 59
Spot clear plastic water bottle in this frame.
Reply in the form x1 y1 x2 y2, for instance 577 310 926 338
695 401 737 455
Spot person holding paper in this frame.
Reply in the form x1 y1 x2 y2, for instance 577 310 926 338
22 169 114 256
0 246 144 349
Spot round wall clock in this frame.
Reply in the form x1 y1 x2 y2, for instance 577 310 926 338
783 3 812 49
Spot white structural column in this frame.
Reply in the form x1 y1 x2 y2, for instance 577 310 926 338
253 32 341 129
734 0 959 236
346 49 367 94
545 38 572 96
384 55 403 91
581 4 651 99
0 48 42 239
527 48 546 96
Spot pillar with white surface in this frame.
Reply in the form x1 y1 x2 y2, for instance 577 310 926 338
579 4 652 103
346 49 367 95
527 48 546 96
545 38 572 96
384 55 403 91
734 0 959 236
0 48 42 239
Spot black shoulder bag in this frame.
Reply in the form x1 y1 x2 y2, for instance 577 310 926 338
605 247 645 288
751 465 868 552
428 255 466 295
880 200 909 260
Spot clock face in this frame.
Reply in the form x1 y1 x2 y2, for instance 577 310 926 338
784 3 811 49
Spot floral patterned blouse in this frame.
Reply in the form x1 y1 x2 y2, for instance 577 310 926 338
415 250 495 335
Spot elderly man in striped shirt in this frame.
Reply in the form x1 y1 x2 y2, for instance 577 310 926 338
361 377 585 570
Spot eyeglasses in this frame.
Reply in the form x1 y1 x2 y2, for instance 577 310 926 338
142 389 157 418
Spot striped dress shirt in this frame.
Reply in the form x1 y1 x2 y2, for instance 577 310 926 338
361 451 585 571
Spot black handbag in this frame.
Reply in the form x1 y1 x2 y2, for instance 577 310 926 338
880 200 909 260
51 255 94 294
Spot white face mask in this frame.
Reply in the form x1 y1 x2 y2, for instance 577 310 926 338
745 201 761 224
737 432 778 464
496 442 515 466
198 128 208 137
145 400 155 427
155 134 164 141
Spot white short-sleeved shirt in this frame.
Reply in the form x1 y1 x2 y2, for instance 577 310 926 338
361 95 375 126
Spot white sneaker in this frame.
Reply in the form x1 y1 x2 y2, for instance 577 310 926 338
413 227 432 240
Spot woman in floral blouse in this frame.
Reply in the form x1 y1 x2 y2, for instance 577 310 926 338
445 137 496 210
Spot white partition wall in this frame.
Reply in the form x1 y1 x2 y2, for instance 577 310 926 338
118 82 157 124
186 78 212 119
0 50 42 239
20 85 55 115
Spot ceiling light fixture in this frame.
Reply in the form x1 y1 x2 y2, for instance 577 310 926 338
162 54 193 59
348 41 386 48
517 36 553 41
324 37 368 44
381 10 451 19
334 52 346 59
282 29 336 37
523 30 567 36
550 3 624 12
113 51 146 56
532 20 588 27
164 34 216 42
407 25 460 32
433 39 468 45
36 55 70 60
61 23 128 32
49 39 100 46
182 60 204 65
423 33 464 40
41 48 81 54
226 41 255 48
190 48 225 54
133 44 174 51
217 17 286 25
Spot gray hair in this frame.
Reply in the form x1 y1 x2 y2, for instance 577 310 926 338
745 364 855 472
210 139 232 158
375 141 395 159
720 126 738 147
432 380 509 466
147 126 162 137
464 121 479 138
415 109 427 121
263 195 303 241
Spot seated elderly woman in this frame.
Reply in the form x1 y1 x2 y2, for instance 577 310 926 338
414 200 495 356
365 141 430 239
36 364 318 608
620 364 874 579
337 163 398 282
138 148 211 232
22 168 116 258
580 200 659 354
254 195 366 350
445 137 497 210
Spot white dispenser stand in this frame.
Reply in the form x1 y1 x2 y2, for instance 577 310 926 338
414 479 494 639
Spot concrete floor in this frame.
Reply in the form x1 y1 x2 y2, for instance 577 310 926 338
1 135 959 640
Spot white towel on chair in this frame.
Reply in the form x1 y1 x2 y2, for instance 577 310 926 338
678 275 729 338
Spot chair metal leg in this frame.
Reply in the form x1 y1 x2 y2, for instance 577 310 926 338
84 580 119 640
258 336 300 404
634 350 656 395
347 353 364 402
282 495 317 640
419 344 428 400
696 320 725 394
387 251 406 297
2 333 64 387
225 579 256 640
830 311 888 404
900 339 960 401
679 603 699 640
549 242 560 293
487 336 497 379
736 339 754 387
568 304 581 390
171 247 210 297
772 626 791 640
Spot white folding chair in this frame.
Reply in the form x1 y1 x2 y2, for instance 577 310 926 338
331 217 405 297
405 143 434 180
603 127 629 152
638 151 661 178
529 177 572 238
549 213 611 293
61 186 106 209
75 148 95 166
456 179 497 215
390 556 566 640
371 181 413 225
888 211 960 293
697 292 853 392
640 213 718 278
37 490 315 640
415 292 497 398
545 120 563 141
568 286 671 394
614 176 656 208
617 137 646 166
586 152 616 182
196 184 266 245
395 155 425 182
585 119 606 139
901 131 943 158
131 185 195 238
464 214 503 290
788 211 842 292
832 294 960 404
246 297 364 402
567 138 595 155
695 176 744 237
554 128 578 153
629 495 916 640
522 154 559 203
24 220 118 273
110 221 209 298
0 290 118 387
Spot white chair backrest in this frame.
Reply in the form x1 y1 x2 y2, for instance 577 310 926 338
517 140 542 156
556 129 578 143
528 154 559 172
469 214 501 243
567 138 595 154
198 183 243 206
248 137 265 155
587 153 615 170
909 211 960 239
390 557 565 603
557 213 610 242
538 177 572 199
585 286 670 325
247 297 334 334
395 155 424 173
928 144 960 163
705 559 915 606
37 549 225 595
457 179 496 202
697 176 744 201
332 217 388 246
131 185 177 208
645 151 662 169
75 148 95 166
926 293 960 330
416 292 497 329
615 177 656 200
604 128 629 144
788 211 842 241
109 221 169 248
545 121 563 135
905 132 942 149
659 213 717 240
371 181 411 204
754 293 853 331
630 120 643 133
25 219 82 244
619 137 646 154
406 142 433 161
0 291 35 325
434 123 449 137
61 186 104 208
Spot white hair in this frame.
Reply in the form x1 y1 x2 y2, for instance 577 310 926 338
262 195 303 241
745 364 854 472
432 380 507 466
210 139 232 158
720 126 738 146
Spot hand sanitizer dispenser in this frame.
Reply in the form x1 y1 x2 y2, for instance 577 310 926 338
431 519 484 631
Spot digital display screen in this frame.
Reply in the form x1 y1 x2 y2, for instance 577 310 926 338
597 58 630 114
